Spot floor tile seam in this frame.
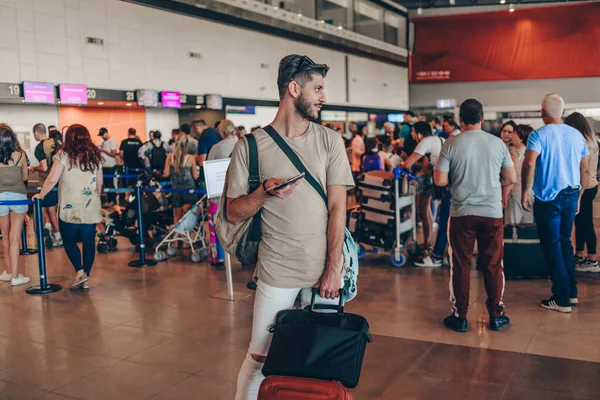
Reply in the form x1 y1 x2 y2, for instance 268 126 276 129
6 355 120 394
404 370 515 388
377 370 411 399
497 350 526 399
123 356 203 375
0 377 51 399
192 371 238 385
134 366 193 400
404 341 437 374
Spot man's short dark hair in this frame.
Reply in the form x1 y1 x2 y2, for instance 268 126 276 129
277 54 329 100
432 117 441 124
413 121 433 137
191 119 206 127
172 128 180 135
180 124 191 135
33 123 46 135
48 125 56 131
128 127 136 136
152 130 161 140
459 99 484 125
405 110 416 118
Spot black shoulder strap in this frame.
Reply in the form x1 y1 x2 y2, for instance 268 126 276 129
246 133 260 193
263 125 327 206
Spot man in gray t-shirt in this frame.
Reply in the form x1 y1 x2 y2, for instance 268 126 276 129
434 99 516 333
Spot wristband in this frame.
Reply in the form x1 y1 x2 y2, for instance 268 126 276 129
263 180 275 196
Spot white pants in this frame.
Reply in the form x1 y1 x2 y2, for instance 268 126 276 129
235 280 339 400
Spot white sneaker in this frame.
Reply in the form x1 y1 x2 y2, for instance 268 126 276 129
52 236 63 247
11 275 31 286
577 260 600 273
415 255 442 268
0 271 12 282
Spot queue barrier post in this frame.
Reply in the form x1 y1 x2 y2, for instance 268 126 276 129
128 184 157 268
26 198 61 295
20 219 38 256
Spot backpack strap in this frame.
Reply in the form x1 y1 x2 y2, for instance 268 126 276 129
245 133 261 240
263 125 327 207
246 134 259 193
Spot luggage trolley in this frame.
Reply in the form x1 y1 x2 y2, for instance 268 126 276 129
349 168 418 267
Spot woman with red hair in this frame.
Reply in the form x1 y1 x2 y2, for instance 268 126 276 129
34 124 103 289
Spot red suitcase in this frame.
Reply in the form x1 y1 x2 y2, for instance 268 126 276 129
259 376 354 400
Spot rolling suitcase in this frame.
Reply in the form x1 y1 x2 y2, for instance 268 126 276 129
258 376 354 400
503 225 549 280
355 219 395 250
360 206 394 226
356 186 392 202
358 171 394 190
361 197 394 212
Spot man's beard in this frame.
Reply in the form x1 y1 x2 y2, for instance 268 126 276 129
295 95 318 121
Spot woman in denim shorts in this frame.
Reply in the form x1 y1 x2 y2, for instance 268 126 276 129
0 124 30 286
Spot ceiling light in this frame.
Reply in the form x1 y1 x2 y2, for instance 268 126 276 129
195 105 202 109
449 0 455 4
98 102 104 105
297 13 302 17
320 20 325 23
337 26 343 30
126 103 132 106
509 4 515 12
500 0 505 3
417 7 423 14
273 6 278 10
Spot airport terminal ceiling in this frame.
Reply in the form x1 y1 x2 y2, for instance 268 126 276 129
392 0 572 9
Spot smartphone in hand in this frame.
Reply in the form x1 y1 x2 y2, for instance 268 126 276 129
267 172 306 193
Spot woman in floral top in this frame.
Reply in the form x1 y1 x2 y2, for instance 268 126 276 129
34 125 103 289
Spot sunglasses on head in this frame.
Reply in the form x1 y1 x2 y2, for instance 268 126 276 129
287 55 316 82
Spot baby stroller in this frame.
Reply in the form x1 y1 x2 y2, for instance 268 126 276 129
97 171 173 253
153 196 208 263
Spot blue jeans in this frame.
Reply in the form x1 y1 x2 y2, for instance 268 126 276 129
533 186 579 303
59 220 96 276
432 187 452 258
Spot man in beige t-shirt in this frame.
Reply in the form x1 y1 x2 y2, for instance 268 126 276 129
228 55 354 400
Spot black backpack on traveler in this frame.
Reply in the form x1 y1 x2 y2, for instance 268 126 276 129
149 141 167 170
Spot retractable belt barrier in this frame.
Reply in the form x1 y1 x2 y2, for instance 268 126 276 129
0 198 62 295
393 168 420 181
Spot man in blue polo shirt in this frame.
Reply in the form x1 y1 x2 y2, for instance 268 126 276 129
522 93 589 314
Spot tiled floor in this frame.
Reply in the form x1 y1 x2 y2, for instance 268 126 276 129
0 228 599 399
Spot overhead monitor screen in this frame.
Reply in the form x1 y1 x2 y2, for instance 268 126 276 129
161 91 181 108
136 89 158 107
23 82 55 104
205 94 223 110
59 84 88 105
388 114 404 123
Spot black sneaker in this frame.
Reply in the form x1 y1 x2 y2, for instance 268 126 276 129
443 315 468 332
490 315 510 331
541 298 572 313
211 261 225 269
246 281 257 291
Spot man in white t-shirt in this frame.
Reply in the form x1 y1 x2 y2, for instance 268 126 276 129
98 127 118 204
399 121 444 267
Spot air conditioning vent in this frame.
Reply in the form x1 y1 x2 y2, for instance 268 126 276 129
86 36 104 46
189 52 202 59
